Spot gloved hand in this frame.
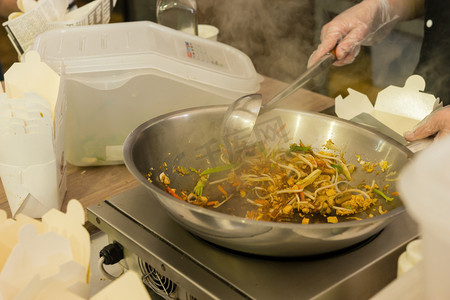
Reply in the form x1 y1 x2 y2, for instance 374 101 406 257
404 106 450 141
308 0 400 67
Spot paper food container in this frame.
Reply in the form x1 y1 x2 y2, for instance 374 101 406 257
335 74 441 143
0 201 149 300
0 51 65 218
0 200 90 299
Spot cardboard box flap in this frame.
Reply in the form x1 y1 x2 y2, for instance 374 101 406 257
336 75 442 136
374 75 440 120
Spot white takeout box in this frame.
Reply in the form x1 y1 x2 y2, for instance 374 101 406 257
32 21 262 166
4 51 60 116
0 52 66 218
0 201 150 300
335 75 441 138
0 211 43 271
0 200 90 299
0 224 75 299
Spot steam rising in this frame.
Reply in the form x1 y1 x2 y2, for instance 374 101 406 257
198 0 316 83
198 1 446 104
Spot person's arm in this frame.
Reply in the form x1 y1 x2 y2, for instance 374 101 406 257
388 0 424 22
0 0 19 19
404 107 450 141
308 0 424 67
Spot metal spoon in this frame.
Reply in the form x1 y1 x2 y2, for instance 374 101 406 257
220 51 336 162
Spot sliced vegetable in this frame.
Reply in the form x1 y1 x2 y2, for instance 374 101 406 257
299 190 306 202
293 184 306 202
341 163 352 181
297 169 322 188
289 143 311 153
217 185 228 196
200 163 237 176
193 175 208 196
373 188 394 202
167 187 182 200
330 163 343 173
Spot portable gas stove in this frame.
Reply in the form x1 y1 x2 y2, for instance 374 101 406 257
87 185 419 300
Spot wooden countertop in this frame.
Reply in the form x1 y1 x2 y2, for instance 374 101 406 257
0 76 334 220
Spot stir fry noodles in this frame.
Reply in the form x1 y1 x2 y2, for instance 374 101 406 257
156 139 398 224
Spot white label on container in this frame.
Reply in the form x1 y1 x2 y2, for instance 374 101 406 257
183 41 227 70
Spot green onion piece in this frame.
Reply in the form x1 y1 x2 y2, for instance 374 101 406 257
330 163 343 173
200 164 237 176
289 143 311 153
373 188 394 202
193 175 208 196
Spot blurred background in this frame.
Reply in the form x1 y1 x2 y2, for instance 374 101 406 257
0 0 424 102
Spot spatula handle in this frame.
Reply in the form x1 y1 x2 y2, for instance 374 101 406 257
260 52 336 114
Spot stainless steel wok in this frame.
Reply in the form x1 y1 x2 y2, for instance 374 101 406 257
123 106 413 256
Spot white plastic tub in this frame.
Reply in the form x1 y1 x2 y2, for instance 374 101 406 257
32 21 261 166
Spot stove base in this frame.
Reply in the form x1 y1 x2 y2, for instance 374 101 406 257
87 186 419 299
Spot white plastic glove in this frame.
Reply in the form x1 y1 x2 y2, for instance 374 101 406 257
308 0 400 67
404 106 450 141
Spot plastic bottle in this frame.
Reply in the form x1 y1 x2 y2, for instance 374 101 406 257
156 0 198 35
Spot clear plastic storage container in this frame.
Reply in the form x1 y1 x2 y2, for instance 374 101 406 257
32 21 261 166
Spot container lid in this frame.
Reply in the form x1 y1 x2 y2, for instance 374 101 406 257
32 21 261 95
